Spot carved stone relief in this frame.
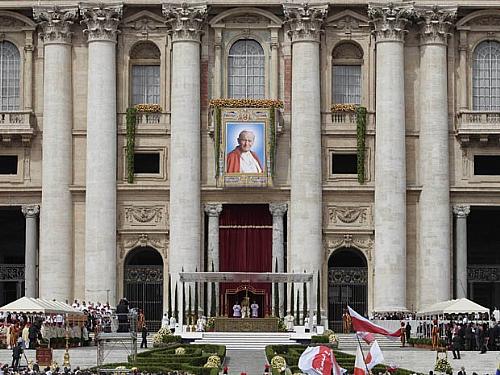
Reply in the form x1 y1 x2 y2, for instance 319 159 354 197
120 204 168 230
325 234 374 261
325 205 372 228
119 233 169 260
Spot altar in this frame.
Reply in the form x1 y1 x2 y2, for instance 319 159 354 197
214 317 279 332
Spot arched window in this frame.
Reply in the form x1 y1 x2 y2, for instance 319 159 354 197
130 42 161 106
0 41 20 111
473 41 500 111
332 42 363 105
228 39 265 99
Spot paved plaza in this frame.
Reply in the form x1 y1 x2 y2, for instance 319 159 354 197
0 346 497 374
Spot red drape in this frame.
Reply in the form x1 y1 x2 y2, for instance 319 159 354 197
219 204 272 315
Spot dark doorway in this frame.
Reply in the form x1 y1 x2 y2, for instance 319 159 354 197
328 247 368 332
124 246 163 331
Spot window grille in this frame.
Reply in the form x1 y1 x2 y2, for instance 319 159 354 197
332 65 361 105
228 39 265 99
473 40 500 111
131 65 160 105
0 41 20 111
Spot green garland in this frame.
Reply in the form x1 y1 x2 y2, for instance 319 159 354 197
355 106 367 184
269 107 276 175
126 107 137 183
214 107 222 177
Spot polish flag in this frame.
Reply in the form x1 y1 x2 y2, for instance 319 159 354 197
298 346 346 375
365 341 384 371
348 306 401 338
354 345 367 375
356 331 376 344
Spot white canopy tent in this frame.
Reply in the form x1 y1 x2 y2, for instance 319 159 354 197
417 298 489 317
0 297 83 315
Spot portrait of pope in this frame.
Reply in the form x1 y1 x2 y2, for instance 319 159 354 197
225 123 265 174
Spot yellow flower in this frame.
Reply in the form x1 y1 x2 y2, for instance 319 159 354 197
209 98 283 108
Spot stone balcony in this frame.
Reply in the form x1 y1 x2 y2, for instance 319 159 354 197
119 111 170 134
0 111 35 143
456 110 500 145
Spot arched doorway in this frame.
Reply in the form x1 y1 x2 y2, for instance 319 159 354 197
328 247 368 331
124 246 163 330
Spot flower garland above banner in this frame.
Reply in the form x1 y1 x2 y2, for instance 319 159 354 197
134 103 162 113
126 107 137 183
209 98 283 109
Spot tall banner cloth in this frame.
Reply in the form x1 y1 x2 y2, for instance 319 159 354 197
298 346 345 375
348 306 401 338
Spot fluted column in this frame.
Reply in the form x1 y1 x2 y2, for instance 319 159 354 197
205 203 222 316
453 204 470 299
163 3 207 328
270 202 287 316
284 3 327 311
81 4 122 305
34 6 77 301
417 6 456 308
22 204 39 298
369 3 413 312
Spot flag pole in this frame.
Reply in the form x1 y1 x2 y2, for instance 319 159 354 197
355 330 371 374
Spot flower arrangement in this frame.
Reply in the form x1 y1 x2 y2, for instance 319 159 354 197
134 103 162 113
175 347 186 355
270 355 286 371
328 333 339 345
203 355 221 368
331 103 358 112
152 326 172 346
209 98 283 108
434 357 453 374
205 317 215 330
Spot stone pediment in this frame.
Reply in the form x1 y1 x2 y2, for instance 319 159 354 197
457 10 500 31
325 9 370 31
210 7 283 27
0 11 36 31
122 10 167 34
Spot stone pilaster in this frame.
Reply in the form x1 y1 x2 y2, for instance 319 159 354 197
22 204 39 298
81 3 122 305
204 203 222 317
453 204 470 299
34 6 77 302
270 202 287 317
284 4 327 311
416 6 456 309
163 3 207 327
369 2 414 312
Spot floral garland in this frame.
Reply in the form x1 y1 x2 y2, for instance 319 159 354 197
434 358 453 374
203 355 221 368
331 103 357 112
356 106 367 184
152 326 172 346
126 107 137 183
134 103 162 113
209 98 283 108
270 355 286 371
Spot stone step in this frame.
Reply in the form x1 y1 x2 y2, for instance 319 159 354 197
335 334 405 351
193 332 298 350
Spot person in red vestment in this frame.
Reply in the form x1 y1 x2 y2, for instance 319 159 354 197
226 130 263 173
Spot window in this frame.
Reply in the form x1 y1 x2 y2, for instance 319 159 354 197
134 153 160 174
228 39 265 99
130 42 161 106
473 40 500 111
0 155 18 174
474 155 500 175
332 42 363 105
332 154 357 174
0 41 20 111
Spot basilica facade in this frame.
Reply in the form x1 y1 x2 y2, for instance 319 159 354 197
0 0 499 329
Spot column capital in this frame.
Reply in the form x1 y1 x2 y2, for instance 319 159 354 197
453 204 471 218
368 2 414 43
269 202 288 217
22 204 40 218
80 3 123 43
33 6 78 45
416 6 456 46
204 203 222 217
162 3 208 43
283 4 328 43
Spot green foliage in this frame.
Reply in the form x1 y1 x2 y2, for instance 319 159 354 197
269 107 276 174
126 107 137 183
316 271 321 326
355 106 367 184
311 335 329 343
214 107 222 177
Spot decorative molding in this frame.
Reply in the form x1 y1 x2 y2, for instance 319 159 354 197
453 204 471 218
121 204 168 229
21 204 40 218
283 4 328 43
0 16 24 28
0 265 24 282
0 11 36 30
204 203 223 217
325 205 372 229
162 3 207 43
33 6 78 44
326 10 370 35
80 3 123 42
124 265 163 283
328 267 368 285
269 202 287 217
416 6 456 45
122 10 167 36
120 233 168 259
326 234 374 260
209 7 283 27
368 2 414 42
467 265 500 282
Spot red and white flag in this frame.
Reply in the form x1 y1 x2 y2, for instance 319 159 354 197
356 331 376 344
298 345 346 375
365 340 384 370
348 306 401 338
354 345 367 375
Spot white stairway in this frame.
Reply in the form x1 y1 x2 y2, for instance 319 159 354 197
336 334 404 351
193 332 298 350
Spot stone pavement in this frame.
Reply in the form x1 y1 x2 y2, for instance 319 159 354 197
223 349 267 374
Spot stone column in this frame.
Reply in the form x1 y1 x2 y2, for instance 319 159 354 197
284 3 328 312
22 204 39 298
81 4 122 305
34 6 77 302
369 2 413 312
270 29 279 99
453 204 470 299
270 203 287 316
204 203 222 316
163 3 207 328
23 31 34 111
416 6 457 308
457 31 468 111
